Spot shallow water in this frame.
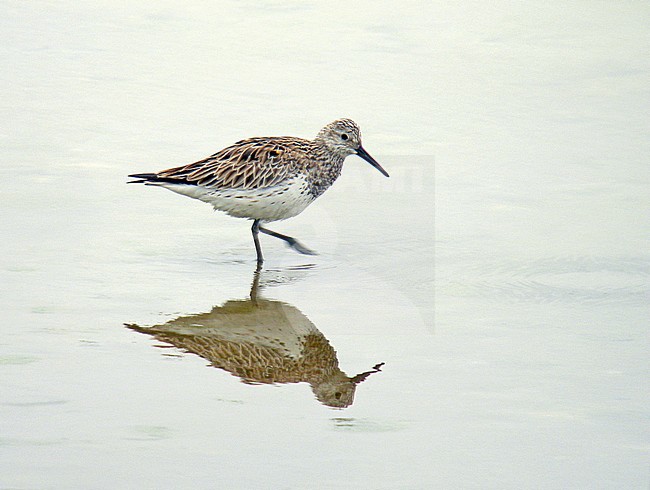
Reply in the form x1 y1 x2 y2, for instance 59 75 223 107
2 2 648 489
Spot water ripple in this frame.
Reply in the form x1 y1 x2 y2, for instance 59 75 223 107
443 254 649 306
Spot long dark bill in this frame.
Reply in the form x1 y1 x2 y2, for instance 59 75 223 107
356 145 389 177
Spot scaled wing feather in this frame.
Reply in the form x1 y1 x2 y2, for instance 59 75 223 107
156 137 305 190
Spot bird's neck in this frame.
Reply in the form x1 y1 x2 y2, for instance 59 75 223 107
306 141 346 198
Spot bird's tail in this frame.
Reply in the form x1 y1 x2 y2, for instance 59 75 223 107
127 173 188 185
127 174 158 184
127 173 158 184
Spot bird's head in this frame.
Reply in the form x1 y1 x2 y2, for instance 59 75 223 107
316 118 389 177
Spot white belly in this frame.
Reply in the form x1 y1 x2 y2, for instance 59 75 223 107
158 176 315 222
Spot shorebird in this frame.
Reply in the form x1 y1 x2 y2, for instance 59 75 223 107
128 118 388 266
126 270 384 408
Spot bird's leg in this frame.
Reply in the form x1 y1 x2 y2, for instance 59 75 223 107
250 267 262 303
259 226 317 256
251 219 264 267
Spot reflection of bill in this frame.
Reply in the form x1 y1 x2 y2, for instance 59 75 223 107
126 272 384 408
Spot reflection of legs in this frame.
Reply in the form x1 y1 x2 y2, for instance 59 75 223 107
250 266 262 302
251 219 264 267
259 225 317 255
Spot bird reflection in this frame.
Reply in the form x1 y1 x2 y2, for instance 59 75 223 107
126 269 383 408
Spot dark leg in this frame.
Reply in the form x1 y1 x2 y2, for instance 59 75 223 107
251 219 264 267
250 267 261 303
259 225 317 255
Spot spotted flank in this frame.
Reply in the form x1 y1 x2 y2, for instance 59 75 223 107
128 118 389 266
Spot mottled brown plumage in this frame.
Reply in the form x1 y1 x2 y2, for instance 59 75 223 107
126 271 384 408
128 118 388 266
156 137 306 191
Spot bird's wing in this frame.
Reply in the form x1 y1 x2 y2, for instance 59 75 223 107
154 137 309 190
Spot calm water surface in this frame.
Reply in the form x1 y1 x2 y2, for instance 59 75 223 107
1 2 648 489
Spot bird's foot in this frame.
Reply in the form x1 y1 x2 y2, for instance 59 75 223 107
287 239 318 256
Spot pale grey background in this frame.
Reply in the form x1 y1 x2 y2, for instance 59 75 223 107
1 2 648 489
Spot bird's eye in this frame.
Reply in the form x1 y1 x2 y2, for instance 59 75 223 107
340 133 349 141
